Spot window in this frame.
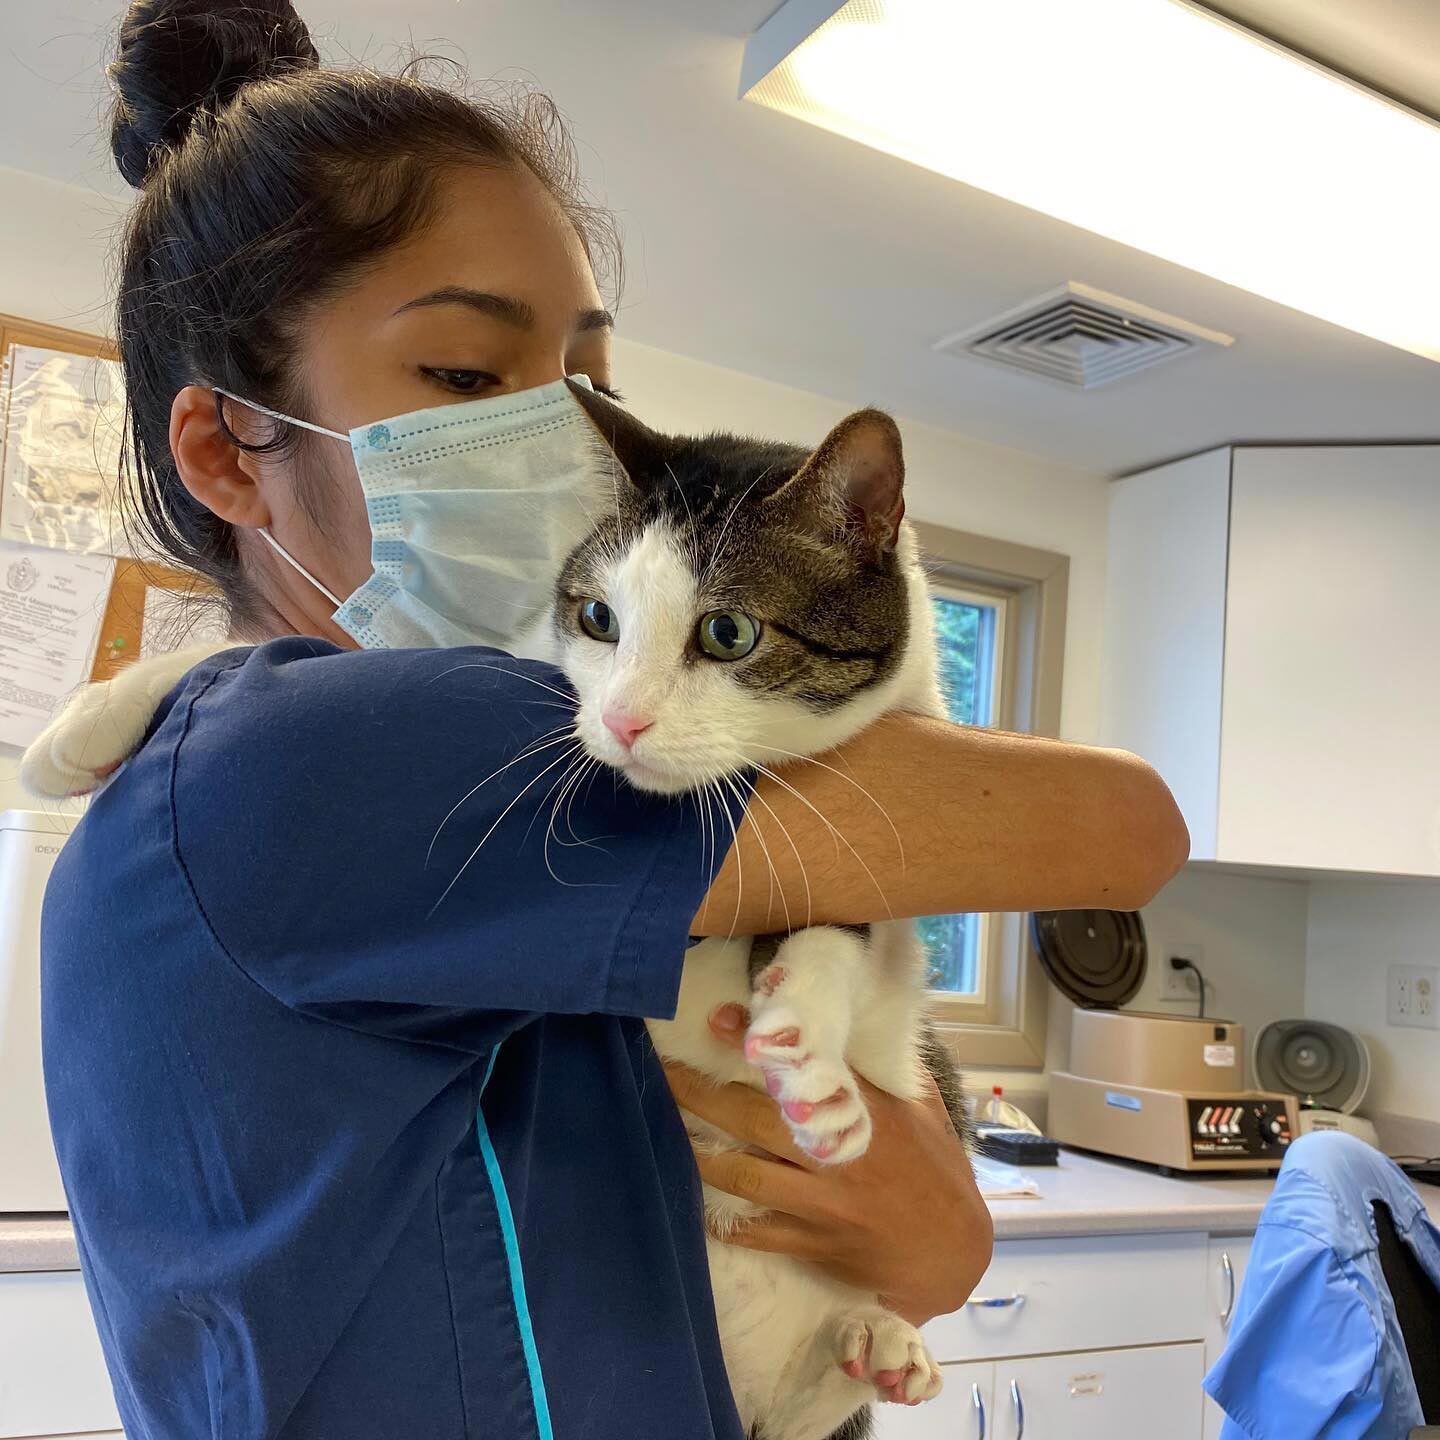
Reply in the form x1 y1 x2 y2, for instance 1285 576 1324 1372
908 521 1071 1067
917 585 1005 997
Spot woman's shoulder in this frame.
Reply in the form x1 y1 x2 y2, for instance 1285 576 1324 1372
191 638 570 747
160 638 573 808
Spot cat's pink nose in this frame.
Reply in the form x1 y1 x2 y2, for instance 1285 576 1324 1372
603 708 654 750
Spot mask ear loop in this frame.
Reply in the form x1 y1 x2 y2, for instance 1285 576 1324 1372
212 387 348 442
255 526 344 609
212 388 348 609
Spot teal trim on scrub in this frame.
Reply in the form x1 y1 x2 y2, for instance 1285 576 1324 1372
477 1045 555 1440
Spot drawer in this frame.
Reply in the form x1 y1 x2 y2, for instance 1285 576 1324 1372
925 1231 1208 1362
995 1342 1205 1439
0 1271 122 1438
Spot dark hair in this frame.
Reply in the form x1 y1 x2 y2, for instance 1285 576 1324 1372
110 0 616 629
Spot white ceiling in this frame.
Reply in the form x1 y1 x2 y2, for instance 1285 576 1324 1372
6 0 1440 474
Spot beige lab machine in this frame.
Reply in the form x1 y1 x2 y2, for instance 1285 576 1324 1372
1050 1009 1299 1173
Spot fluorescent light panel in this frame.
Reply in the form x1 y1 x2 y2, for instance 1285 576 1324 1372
742 0 1440 362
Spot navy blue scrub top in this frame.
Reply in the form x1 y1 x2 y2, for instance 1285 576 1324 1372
41 639 746 1440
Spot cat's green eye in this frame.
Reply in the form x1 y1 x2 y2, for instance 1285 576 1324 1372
697 610 759 661
579 598 620 643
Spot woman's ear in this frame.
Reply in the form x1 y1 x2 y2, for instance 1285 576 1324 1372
169 386 273 527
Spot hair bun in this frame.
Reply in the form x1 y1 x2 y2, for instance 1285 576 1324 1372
110 0 319 188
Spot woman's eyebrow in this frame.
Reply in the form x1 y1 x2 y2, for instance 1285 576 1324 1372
392 288 614 334
393 287 536 326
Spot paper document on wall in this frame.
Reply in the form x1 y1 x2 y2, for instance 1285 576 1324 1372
139 585 230 659
0 539 114 749
0 344 133 556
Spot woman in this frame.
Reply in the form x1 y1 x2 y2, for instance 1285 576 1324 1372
43 2 1189 1437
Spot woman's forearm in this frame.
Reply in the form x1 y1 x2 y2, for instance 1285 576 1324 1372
693 713 1188 936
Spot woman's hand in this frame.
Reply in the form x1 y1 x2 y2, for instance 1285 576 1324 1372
664 1004 993 1327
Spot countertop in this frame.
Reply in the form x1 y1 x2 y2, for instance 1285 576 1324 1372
0 1214 80 1272
7 1149 1440 1270
988 1148 1440 1239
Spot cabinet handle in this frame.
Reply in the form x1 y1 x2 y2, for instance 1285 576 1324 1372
965 1291 1027 1309
1010 1378 1025 1440
972 1380 986 1439
1219 1250 1235 1328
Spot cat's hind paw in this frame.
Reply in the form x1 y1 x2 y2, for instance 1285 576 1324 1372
835 1310 943 1406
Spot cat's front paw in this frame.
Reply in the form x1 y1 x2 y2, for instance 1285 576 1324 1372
745 1005 871 1163
835 1310 943 1406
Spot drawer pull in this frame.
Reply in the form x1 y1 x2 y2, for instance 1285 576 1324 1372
965 1291 1027 1310
967 1290 1025 1313
1219 1250 1236 1327
1010 1378 1025 1440
972 1380 986 1439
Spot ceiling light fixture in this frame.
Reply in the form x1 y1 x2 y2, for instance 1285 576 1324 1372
741 0 1440 363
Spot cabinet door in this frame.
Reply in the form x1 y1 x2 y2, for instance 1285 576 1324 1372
870 1362 993 1440
1101 450 1230 860
994 1343 1205 1440
1221 446 1440 875
1203 1235 1253 1440
0 1271 121 1438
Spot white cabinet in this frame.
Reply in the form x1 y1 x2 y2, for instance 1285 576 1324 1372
997 1344 1205 1439
876 1231 1212 1440
873 1347 1205 1440
1202 1235 1252 1440
1102 444 1440 876
0 1271 121 1438
925 1232 1207 1363
872 1361 991 1438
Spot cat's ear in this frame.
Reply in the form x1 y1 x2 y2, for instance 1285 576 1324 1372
567 379 669 490
772 408 906 552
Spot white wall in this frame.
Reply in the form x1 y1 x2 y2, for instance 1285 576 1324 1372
1305 879 1440 1126
0 166 120 336
1027 867 1313 1114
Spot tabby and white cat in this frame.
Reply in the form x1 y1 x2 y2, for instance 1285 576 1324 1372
24 389 968 1440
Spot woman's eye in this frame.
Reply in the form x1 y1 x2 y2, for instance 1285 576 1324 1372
420 367 500 395
579 598 620 642
697 610 759 661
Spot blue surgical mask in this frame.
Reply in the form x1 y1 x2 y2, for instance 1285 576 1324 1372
225 376 600 650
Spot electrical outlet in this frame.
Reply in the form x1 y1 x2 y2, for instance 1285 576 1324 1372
1387 965 1439 1029
1161 945 1205 1002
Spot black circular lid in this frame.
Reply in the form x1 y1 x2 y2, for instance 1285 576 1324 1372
1030 909 1148 1008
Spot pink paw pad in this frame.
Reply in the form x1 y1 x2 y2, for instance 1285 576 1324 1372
754 964 787 997
743 1027 800 1062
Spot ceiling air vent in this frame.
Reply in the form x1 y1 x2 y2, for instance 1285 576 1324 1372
937 282 1234 389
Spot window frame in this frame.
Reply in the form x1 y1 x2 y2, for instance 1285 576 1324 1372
912 520 1070 1068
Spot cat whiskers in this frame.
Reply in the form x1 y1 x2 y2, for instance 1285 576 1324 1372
723 772 784 935
428 742 588 916
750 761 894 921
747 743 905 869
428 660 577 707
736 772 813 930
535 751 610 886
426 723 580 867
702 466 775 587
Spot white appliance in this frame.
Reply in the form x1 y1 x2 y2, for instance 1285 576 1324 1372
0 809 73 1211
1253 1017 1380 1149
